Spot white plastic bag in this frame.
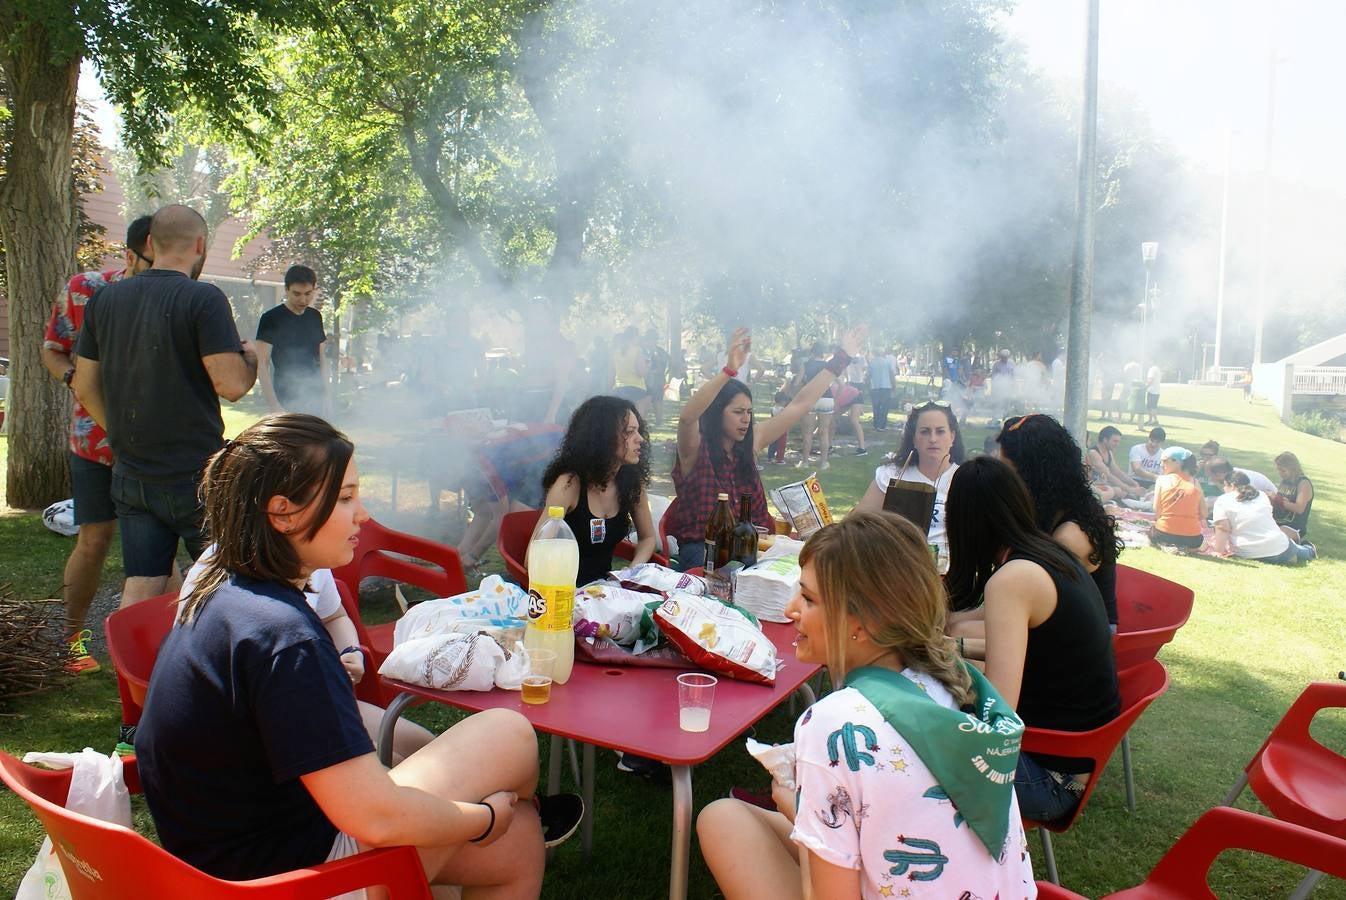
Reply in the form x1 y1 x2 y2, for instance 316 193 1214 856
379 633 528 691
41 499 79 537
16 748 132 900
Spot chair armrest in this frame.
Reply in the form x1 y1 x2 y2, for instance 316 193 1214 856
248 845 431 898
1270 681 1346 745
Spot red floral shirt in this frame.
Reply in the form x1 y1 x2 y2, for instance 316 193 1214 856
44 267 126 466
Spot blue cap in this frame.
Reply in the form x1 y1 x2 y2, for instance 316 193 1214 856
1161 446 1193 462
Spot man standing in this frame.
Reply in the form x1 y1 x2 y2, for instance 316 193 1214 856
867 346 894 431
1144 362 1163 427
255 264 330 417
40 215 153 674
73 204 256 609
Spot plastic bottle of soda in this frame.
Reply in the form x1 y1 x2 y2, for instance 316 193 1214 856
730 492 759 568
524 506 579 683
704 492 736 573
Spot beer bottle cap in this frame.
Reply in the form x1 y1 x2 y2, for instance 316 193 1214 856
717 492 729 500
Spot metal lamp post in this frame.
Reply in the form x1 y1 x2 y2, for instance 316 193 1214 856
1141 242 1158 376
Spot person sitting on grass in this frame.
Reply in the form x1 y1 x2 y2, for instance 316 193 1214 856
697 512 1035 900
542 395 656 587
1205 457 1276 496
136 414 579 892
943 456 1120 826
1088 425 1145 500
852 401 965 556
1149 447 1205 552
995 414 1124 630
1211 471 1316 565
1271 450 1315 541
1127 426 1165 486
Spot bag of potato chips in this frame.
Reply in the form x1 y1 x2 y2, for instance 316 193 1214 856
654 592 777 684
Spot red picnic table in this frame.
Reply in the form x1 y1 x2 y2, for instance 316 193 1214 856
376 621 819 900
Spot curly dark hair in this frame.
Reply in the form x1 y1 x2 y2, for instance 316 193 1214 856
542 396 650 530
699 379 759 485
892 402 966 467
996 414 1121 568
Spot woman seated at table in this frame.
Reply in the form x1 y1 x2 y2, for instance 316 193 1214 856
669 326 862 570
944 456 1120 825
542 395 656 585
851 400 964 556
1272 450 1315 541
995 414 1123 629
136 414 571 892
1150 446 1204 551
697 512 1035 899
1212 471 1317 565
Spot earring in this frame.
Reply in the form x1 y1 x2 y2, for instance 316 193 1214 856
851 634 858 641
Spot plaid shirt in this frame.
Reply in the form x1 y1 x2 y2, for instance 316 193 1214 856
669 438 771 541
44 267 126 466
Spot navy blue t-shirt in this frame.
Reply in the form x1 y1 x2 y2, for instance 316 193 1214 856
136 574 373 881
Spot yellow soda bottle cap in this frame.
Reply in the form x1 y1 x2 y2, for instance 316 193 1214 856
548 505 565 518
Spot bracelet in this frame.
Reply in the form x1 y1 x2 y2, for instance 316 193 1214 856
722 365 739 379
469 801 496 843
824 351 852 377
339 645 362 657
957 637 965 656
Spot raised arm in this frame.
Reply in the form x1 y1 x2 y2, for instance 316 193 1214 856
753 327 864 453
677 327 751 477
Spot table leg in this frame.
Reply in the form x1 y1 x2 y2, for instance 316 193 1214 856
581 743 595 857
377 692 418 767
668 764 693 900
546 733 563 796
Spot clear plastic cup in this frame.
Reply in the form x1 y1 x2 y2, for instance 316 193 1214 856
522 649 557 705
676 672 718 732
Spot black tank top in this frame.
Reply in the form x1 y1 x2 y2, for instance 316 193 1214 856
564 478 629 586
1012 553 1121 772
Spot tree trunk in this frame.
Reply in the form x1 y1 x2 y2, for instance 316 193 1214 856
0 33 80 509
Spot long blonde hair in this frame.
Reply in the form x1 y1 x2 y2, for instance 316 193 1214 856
799 512 972 705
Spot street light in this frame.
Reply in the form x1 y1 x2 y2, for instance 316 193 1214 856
1141 242 1158 377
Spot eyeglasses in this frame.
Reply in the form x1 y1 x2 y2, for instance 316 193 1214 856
132 248 154 267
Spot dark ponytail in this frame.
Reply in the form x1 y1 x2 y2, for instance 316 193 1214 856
1227 470 1259 503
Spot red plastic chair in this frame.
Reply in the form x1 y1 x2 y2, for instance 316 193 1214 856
0 752 430 899
1221 681 1346 899
497 508 669 590
1032 806 1346 899
103 592 179 727
658 496 679 561
331 517 468 665
1022 659 1170 885
1111 565 1194 811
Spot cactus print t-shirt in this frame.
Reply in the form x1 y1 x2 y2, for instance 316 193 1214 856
790 671 1036 899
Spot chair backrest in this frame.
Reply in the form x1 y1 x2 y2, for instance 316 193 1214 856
332 518 468 606
103 592 179 725
1113 565 1194 670
1021 659 1170 833
0 753 431 899
497 509 543 588
1105 806 1346 899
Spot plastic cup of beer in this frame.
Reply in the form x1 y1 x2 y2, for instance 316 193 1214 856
522 650 557 705
676 673 718 732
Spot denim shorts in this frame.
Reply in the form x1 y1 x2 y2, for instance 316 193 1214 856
1015 752 1085 824
110 472 206 577
69 452 115 525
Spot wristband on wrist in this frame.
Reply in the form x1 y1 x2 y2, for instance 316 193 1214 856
469 801 496 843
339 645 362 657
722 365 739 379
956 636 965 657
824 351 852 377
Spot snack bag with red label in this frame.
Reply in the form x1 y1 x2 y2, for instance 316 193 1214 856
654 592 778 684
769 474 834 539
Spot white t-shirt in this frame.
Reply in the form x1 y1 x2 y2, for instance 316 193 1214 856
791 675 1036 900
1212 491 1290 560
1146 366 1162 394
182 546 343 620
1233 467 1276 494
1128 443 1162 479
873 461 958 551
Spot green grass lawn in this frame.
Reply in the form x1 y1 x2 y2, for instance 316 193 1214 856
2 383 1344 897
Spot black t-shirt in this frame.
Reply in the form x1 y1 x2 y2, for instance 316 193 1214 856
75 270 242 481
1012 553 1121 772
256 305 325 406
136 574 373 881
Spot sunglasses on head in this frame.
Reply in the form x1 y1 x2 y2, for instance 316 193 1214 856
1003 413 1039 433
913 400 952 411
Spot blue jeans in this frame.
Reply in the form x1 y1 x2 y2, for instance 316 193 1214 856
1259 540 1316 565
676 539 706 572
1014 753 1084 824
111 472 206 577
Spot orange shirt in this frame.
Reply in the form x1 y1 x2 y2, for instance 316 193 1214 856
1154 473 1203 536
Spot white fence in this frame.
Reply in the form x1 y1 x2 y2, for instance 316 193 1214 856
1293 366 1346 396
